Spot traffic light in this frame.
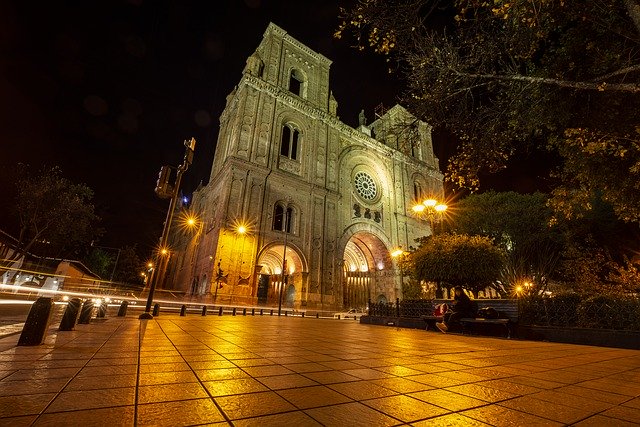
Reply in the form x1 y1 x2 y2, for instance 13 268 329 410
154 166 173 199
184 137 196 165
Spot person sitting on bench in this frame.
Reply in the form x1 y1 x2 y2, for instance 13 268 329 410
436 286 477 333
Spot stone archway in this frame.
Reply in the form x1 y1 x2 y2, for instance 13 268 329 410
256 243 307 308
341 231 394 310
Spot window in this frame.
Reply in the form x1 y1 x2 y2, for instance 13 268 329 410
273 203 294 233
289 70 303 96
414 182 422 200
280 124 300 160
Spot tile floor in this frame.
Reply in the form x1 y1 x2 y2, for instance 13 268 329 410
0 314 639 426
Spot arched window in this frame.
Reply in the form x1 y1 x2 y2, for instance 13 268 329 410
280 124 300 160
414 182 422 200
288 69 305 97
273 203 294 233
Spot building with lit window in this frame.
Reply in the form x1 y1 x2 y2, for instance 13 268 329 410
169 23 443 311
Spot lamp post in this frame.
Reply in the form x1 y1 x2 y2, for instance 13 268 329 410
232 224 247 304
391 248 407 300
278 204 290 316
140 138 196 319
412 198 448 235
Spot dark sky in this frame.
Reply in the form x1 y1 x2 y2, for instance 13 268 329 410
0 0 406 253
0 0 548 256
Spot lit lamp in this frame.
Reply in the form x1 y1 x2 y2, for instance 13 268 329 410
412 197 448 235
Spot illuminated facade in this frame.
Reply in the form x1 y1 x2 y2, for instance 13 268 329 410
170 23 443 310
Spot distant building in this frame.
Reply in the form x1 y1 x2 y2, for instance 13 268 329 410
167 23 444 310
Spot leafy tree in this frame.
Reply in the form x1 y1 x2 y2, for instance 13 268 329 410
411 233 505 297
4 165 102 266
113 245 144 285
450 191 563 291
83 248 116 280
337 0 640 222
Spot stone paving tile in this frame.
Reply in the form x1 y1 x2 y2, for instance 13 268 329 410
373 376 434 393
476 378 544 396
138 370 199 386
215 390 296 420
33 406 135 426
0 415 36 427
305 401 401 426
137 398 226 426
623 397 640 409
195 367 251 381
327 380 400 401
601 405 640 423
203 378 269 396
0 393 56 418
138 382 209 404
302 370 361 385
257 373 319 390
409 373 467 388
444 383 519 403
461 405 563 426
0 378 69 397
233 410 322 426
277 385 353 409
529 389 616 412
282 361 332 373
409 389 488 412
499 395 598 424
77 364 138 377
3 367 81 381
573 414 640 426
342 367 393 380
362 394 449 423
65 373 137 391
242 364 294 377
413 412 493 426
45 387 136 413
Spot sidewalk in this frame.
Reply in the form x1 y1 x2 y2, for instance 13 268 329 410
1 314 639 426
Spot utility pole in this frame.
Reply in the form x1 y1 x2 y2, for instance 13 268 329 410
140 138 196 319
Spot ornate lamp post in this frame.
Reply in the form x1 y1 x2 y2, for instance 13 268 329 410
412 198 448 235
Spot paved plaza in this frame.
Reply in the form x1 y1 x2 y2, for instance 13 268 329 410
0 314 639 426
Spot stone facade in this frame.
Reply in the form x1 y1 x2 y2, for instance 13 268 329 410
168 23 443 311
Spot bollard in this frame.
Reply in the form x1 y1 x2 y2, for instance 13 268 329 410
152 303 160 316
260 309 263 316
337 315 341 320
242 308 246 316
180 305 187 316
97 301 107 318
117 301 129 317
18 297 54 346
316 313 319 318
302 312 305 318
284 311 288 317
270 309 274 316
78 300 94 324
202 305 207 316
251 308 255 316
59 298 82 331
218 307 223 316
232 307 236 316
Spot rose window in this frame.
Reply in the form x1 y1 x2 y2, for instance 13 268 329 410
354 171 377 201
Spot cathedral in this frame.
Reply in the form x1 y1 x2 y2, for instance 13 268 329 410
167 23 444 311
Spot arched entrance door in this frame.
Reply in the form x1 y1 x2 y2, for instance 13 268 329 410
342 232 393 310
256 244 305 308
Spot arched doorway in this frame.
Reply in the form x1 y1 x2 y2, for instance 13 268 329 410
256 244 306 308
342 232 393 310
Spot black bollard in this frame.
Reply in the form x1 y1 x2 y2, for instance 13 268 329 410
202 305 207 316
232 307 236 316
180 305 187 316
270 309 274 316
59 298 82 331
117 301 129 317
260 309 263 316
243 308 246 316
18 297 54 346
152 303 160 316
218 306 223 316
302 312 305 318
251 308 255 316
78 300 94 324
316 313 319 318
284 311 288 317
97 301 107 318
337 315 341 320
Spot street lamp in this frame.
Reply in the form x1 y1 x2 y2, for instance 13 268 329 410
140 137 196 319
391 248 407 298
412 197 448 235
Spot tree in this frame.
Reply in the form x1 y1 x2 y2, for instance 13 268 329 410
450 191 563 291
112 245 143 285
3 165 102 267
411 233 505 297
337 0 640 222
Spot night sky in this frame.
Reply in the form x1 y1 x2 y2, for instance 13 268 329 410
0 0 547 256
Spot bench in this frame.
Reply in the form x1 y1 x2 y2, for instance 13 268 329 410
459 299 519 338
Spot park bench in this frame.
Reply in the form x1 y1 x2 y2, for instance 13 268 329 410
459 299 519 338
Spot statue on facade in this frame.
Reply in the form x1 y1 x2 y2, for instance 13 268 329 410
358 109 367 126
